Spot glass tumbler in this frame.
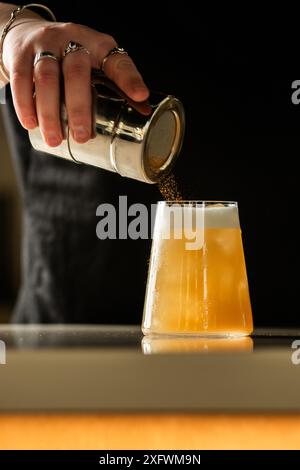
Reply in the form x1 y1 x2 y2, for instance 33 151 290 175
142 201 253 336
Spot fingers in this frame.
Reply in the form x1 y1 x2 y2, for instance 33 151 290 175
8 22 150 148
62 50 92 143
101 52 149 102
9 54 37 130
34 55 62 146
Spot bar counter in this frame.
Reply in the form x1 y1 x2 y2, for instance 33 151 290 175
1 325 300 449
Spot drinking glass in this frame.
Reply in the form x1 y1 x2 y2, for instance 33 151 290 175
142 201 253 336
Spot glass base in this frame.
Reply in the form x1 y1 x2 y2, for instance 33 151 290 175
142 328 252 338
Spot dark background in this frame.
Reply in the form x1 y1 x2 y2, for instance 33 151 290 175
0 1 299 326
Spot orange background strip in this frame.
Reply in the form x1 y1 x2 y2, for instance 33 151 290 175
1 413 300 450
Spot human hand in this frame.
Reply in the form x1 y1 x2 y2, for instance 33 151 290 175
2 17 149 146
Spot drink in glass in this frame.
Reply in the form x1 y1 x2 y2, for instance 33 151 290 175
142 201 253 336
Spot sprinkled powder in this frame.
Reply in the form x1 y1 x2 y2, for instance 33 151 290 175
158 173 182 201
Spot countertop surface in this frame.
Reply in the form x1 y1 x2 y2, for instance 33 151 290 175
1 325 300 412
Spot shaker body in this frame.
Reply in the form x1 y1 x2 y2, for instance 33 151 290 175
29 72 185 183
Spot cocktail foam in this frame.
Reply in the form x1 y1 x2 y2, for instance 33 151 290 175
156 203 239 230
153 203 240 250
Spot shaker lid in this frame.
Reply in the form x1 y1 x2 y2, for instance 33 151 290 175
143 96 185 182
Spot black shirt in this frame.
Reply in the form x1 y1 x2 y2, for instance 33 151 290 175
1 1 299 326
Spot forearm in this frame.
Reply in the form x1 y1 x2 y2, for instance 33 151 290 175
0 2 45 83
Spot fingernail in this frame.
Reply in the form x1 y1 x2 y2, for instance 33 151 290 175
24 117 37 129
73 126 89 142
46 131 61 147
133 86 149 100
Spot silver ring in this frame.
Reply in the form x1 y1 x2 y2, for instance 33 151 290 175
33 51 60 67
101 46 128 72
63 41 90 58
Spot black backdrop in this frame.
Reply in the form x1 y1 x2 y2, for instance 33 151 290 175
1 1 299 326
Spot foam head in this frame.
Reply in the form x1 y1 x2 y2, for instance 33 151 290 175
153 202 240 250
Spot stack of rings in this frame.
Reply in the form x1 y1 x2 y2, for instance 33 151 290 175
33 42 128 72
33 41 90 68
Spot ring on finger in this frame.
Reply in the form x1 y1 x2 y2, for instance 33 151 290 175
33 51 60 67
101 46 128 72
63 41 90 58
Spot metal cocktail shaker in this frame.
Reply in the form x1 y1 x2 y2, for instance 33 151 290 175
28 70 185 183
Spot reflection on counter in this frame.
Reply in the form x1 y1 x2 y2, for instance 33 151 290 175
1 325 299 353
141 336 253 354
0 325 142 349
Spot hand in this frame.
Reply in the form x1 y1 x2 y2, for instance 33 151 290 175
2 18 149 146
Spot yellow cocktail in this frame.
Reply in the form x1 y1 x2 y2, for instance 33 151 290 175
142 201 253 336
